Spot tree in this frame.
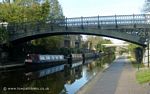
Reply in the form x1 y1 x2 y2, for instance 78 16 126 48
128 43 141 54
127 43 144 61
31 36 64 53
86 36 103 50
85 36 115 53
30 0 65 53
142 0 150 13
48 0 64 19
0 0 50 23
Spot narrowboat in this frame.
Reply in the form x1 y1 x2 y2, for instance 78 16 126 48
67 54 83 64
25 54 67 71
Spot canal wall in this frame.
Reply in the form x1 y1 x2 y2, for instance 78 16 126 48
0 46 8 65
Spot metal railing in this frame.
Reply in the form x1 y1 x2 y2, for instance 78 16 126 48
65 14 150 27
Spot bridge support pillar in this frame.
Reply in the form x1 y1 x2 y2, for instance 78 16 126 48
142 43 150 68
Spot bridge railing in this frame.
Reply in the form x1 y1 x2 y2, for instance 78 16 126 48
66 14 150 27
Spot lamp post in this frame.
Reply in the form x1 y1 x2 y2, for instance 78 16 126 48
148 37 149 68
145 28 150 68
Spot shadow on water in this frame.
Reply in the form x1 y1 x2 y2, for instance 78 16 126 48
0 54 115 94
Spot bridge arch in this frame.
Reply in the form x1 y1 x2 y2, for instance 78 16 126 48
10 28 146 47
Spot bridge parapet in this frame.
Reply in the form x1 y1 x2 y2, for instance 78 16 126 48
5 14 150 33
66 14 150 28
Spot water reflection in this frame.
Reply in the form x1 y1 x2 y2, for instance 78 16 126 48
0 55 115 94
25 64 65 80
64 63 82 84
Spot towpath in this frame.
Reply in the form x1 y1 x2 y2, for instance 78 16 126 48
77 56 150 94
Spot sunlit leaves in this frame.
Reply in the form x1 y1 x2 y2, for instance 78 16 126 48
85 36 115 53
0 0 50 23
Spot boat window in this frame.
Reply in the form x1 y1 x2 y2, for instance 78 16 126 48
51 56 54 60
40 56 45 60
56 56 58 60
46 56 50 60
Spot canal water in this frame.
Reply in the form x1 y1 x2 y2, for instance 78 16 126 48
0 55 115 94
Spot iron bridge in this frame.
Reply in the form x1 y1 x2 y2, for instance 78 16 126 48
3 14 150 46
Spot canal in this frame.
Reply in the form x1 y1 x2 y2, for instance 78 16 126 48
0 55 115 94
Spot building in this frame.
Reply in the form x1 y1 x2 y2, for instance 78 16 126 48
62 35 82 49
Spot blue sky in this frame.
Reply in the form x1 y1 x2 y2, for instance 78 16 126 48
58 0 145 43
0 0 145 17
58 0 145 17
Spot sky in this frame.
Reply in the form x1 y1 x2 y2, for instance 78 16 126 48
58 0 145 44
58 0 145 17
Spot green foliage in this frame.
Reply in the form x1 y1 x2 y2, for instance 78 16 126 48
128 43 139 52
31 36 64 53
128 43 143 61
0 28 9 44
0 0 50 23
48 0 64 19
41 0 51 20
136 69 150 84
0 0 51 44
85 36 115 53
29 0 65 53
98 39 114 53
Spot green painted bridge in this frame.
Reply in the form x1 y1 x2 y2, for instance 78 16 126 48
3 14 150 46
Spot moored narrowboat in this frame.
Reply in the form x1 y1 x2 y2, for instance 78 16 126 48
67 54 83 64
25 54 67 70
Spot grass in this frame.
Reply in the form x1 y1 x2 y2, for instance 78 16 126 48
128 56 150 84
136 69 150 84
